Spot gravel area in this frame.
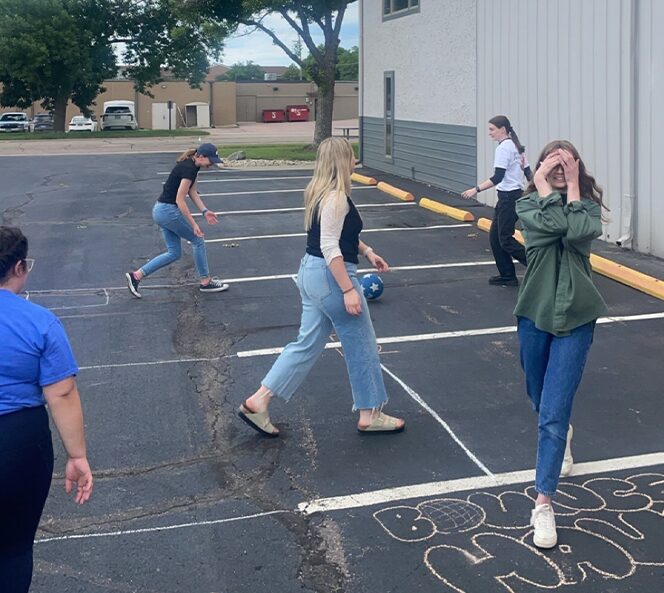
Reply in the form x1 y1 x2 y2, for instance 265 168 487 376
224 159 314 168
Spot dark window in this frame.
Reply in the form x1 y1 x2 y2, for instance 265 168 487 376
384 72 394 159
383 0 420 18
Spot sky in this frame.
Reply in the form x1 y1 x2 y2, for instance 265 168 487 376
218 4 359 67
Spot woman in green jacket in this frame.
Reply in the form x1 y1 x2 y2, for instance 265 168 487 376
514 140 607 549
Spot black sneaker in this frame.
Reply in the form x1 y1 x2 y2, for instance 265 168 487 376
125 272 142 298
488 275 519 287
199 277 230 293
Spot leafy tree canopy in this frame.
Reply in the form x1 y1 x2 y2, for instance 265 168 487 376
0 0 242 129
217 61 265 81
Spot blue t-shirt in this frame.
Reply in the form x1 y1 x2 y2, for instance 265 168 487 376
0 289 79 416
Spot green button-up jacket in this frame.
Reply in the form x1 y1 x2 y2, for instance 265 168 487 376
514 191 608 336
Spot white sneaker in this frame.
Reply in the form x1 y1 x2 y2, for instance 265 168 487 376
560 424 573 477
531 503 558 548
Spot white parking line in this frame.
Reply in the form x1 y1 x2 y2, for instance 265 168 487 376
76 312 664 370
201 186 373 197
298 451 664 514
23 260 497 296
204 224 471 244
195 175 313 183
234 312 664 357
34 452 664 542
381 363 493 477
35 510 289 544
191 202 416 217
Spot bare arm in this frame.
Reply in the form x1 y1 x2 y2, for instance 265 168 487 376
189 181 218 225
43 377 93 504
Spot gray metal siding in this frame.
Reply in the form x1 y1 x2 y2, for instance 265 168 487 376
361 116 476 193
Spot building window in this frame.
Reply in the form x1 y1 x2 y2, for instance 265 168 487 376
384 71 394 160
383 0 420 20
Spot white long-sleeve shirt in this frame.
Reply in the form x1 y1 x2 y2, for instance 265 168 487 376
319 194 351 265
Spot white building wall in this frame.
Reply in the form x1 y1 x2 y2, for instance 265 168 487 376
636 0 664 257
361 0 476 125
476 0 664 258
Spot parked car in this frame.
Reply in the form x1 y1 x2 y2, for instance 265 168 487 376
0 112 30 133
100 105 138 131
68 115 97 132
32 112 55 132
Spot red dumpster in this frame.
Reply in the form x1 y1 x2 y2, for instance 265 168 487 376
286 104 310 122
262 109 286 123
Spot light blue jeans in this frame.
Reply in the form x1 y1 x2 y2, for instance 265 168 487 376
140 202 209 279
517 316 596 496
262 254 389 410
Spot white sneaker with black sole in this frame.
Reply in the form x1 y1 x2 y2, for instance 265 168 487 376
199 277 229 293
531 503 557 548
125 272 142 298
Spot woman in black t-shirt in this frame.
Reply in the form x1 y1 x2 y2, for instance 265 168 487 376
238 137 405 437
125 143 229 297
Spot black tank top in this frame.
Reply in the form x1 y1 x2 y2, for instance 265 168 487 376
306 197 363 264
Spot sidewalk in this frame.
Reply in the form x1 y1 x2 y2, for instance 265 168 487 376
0 119 359 157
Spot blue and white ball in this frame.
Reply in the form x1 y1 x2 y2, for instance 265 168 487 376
361 273 384 300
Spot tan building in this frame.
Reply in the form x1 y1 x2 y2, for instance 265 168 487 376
236 80 358 122
1 76 358 128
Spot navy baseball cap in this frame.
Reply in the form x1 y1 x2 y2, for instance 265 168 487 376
197 142 223 164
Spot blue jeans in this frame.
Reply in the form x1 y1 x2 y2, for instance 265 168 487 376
140 202 209 279
262 254 388 411
517 317 595 496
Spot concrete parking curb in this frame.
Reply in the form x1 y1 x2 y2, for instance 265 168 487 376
477 217 664 301
351 172 378 185
419 198 475 222
376 181 415 202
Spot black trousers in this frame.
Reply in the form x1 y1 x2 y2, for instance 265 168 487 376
489 189 528 278
0 406 54 593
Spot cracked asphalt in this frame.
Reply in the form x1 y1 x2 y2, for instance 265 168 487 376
2 154 664 593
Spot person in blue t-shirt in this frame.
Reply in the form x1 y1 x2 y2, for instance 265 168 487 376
0 226 93 593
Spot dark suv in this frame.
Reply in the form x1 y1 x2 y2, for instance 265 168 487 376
32 112 55 132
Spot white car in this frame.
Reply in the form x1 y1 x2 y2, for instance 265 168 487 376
0 112 30 133
67 116 97 132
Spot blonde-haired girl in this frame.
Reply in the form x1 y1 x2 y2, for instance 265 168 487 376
238 137 405 437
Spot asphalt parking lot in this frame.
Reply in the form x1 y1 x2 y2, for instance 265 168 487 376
2 154 663 593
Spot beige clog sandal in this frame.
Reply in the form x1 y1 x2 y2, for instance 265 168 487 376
238 403 279 437
357 412 405 435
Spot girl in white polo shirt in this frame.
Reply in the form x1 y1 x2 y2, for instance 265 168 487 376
462 115 532 286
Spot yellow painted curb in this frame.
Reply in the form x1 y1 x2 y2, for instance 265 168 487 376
351 172 377 185
476 218 664 300
420 198 474 222
589 254 664 300
376 181 415 202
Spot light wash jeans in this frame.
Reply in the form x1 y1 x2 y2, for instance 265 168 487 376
262 254 389 410
140 202 209 279
517 316 595 496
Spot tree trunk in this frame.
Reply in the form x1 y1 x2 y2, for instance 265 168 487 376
53 95 68 132
313 63 336 147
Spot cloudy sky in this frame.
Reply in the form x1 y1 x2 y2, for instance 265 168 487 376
218 4 359 67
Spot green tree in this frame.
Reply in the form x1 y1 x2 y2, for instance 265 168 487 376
193 0 357 146
303 45 357 81
281 64 302 80
336 45 358 80
0 0 239 131
217 61 265 81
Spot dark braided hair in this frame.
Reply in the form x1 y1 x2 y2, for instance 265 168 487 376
489 115 526 154
0 226 28 283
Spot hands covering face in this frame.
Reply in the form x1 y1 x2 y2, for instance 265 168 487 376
537 149 579 187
